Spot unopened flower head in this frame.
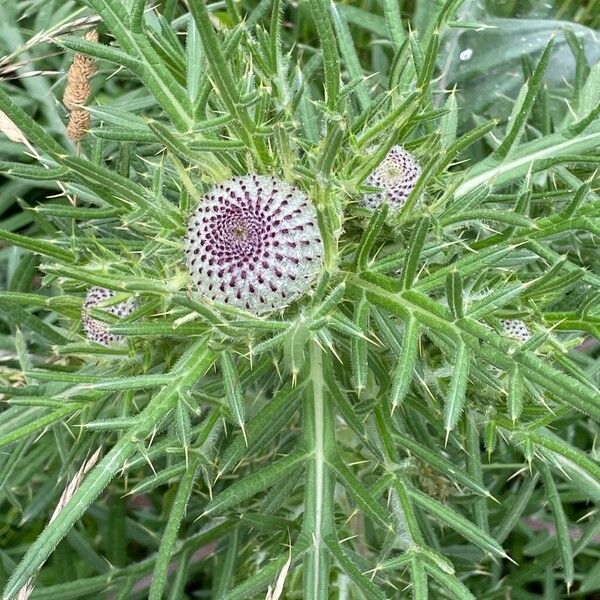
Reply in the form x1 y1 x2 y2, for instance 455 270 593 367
185 175 323 314
363 145 421 210
82 287 135 346
500 319 531 343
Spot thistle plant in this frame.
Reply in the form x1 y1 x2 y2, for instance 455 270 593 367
82 287 136 346
0 1 599 599
185 176 323 313
499 319 532 343
362 146 421 210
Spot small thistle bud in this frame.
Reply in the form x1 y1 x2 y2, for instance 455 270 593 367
363 145 421 210
185 175 324 314
82 287 135 346
500 319 531 343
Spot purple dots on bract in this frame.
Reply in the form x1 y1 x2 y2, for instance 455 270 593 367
184 175 324 314
500 319 532 343
82 287 135 346
363 145 421 211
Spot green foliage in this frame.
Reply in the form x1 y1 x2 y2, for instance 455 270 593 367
0 0 599 598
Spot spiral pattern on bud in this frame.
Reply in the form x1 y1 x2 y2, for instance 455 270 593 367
500 319 531 342
82 287 135 346
185 175 323 314
363 145 421 210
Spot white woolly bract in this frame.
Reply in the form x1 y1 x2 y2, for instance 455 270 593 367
363 145 421 210
500 319 531 342
184 175 323 314
82 287 135 346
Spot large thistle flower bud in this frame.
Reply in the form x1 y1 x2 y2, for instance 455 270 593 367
82 287 135 346
363 145 421 210
184 175 323 314
500 319 531 343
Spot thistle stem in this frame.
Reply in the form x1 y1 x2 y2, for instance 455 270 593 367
302 339 336 600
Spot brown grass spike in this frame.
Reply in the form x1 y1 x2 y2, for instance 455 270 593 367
63 29 98 142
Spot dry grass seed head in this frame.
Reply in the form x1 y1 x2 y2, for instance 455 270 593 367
66 108 90 142
64 29 97 142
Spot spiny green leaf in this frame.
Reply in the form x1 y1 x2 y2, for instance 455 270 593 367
392 429 491 498
402 217 430 290
445 271 463 320
219 384 302 475
324 535 387 600
203 450 306 517
0 230 75 263
356 204 389 272
495 38 555 159
507 366 524 423
443 341 469 438
148 457 200 600
409 487 506 558
390 314 420 411
2 343 217 599
540 462 574 591
350 294 369 395
220 350 247 444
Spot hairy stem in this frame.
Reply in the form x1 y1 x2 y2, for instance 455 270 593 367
302 340 336 600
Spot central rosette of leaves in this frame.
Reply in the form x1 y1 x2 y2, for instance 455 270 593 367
185 175 323 314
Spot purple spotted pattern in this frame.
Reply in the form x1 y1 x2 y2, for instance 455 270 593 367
184 175 323 314
82 287 135 346
363 145 421 210
500 319 531 343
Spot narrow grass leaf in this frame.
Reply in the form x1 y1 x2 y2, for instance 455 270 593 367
382 0 405 49
306 0 339 109
495 473 539 544
329 2 370 110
